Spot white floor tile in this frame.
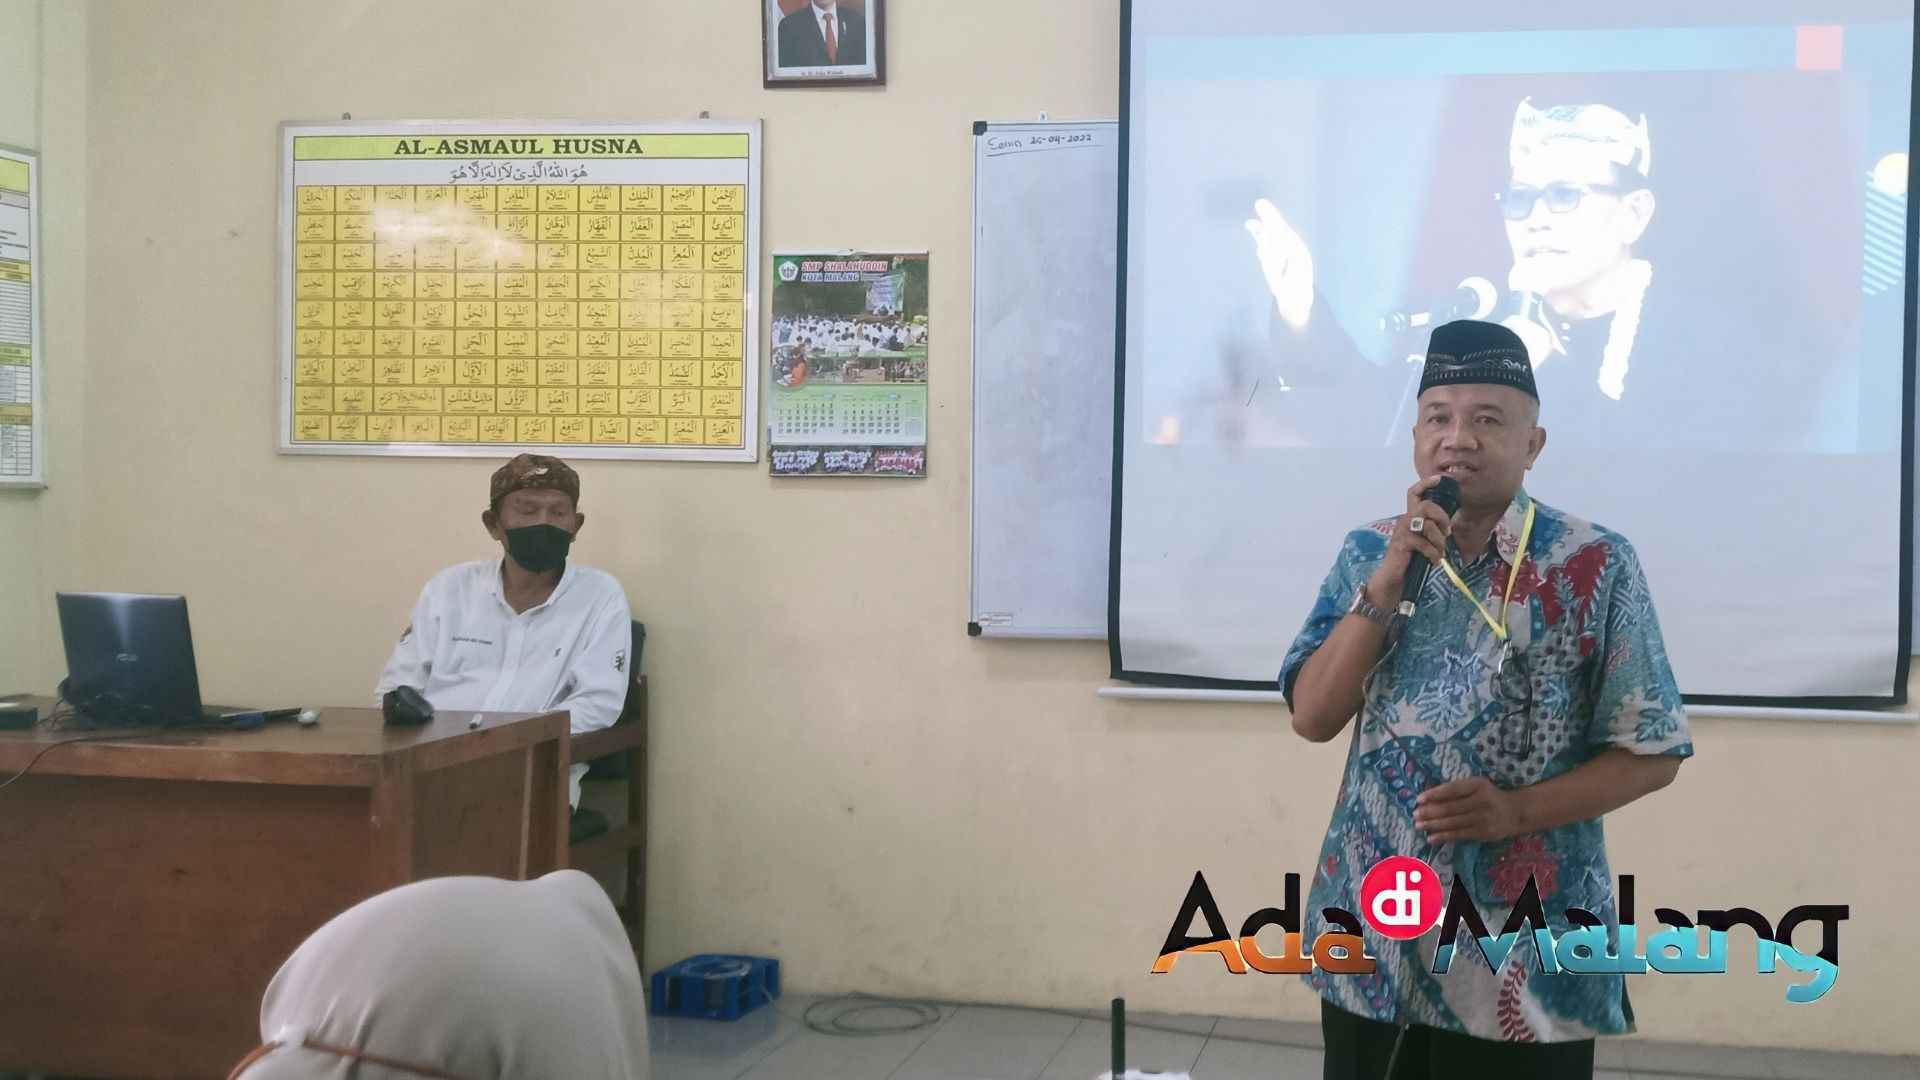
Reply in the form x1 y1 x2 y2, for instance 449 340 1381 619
1208 1016 1322 1050
740 1027 943 1080
1626 1038 1778 1079
650 996 803 1054
642 995 1920 1080
1769 1047 1920 1080
888 1005 1081 1080
1039 1018 1208 1080
1189 1035 1323 1080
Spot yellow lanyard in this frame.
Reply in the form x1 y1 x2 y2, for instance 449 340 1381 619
1436 501 1535 642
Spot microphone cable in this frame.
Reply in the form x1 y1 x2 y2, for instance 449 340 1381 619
1382 1020 1412 1079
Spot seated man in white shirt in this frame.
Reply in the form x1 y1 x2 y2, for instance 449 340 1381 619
377 453 632 811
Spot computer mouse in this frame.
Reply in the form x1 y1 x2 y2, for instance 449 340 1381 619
296 708 320 726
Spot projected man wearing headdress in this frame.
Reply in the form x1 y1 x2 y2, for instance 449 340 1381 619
1243 97 1812 450
1497 100 1655 412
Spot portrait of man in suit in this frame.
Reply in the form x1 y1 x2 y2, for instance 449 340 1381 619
766 0 882 84
778 0 867 67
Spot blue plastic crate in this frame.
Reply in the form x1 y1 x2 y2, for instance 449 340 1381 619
650 954 780 1021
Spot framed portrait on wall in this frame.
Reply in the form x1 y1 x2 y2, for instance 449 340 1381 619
763 0 885 87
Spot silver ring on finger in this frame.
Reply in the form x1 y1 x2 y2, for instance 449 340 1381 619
1409 516 1425 535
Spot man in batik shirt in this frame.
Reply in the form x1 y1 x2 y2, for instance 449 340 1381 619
1280 318 1691 1079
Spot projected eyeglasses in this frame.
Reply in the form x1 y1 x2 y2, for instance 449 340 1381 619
1494 182 1624 221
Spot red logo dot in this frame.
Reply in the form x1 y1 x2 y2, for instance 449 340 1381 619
1359 856 1443 941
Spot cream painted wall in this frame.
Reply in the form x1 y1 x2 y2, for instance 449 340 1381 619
30 0 1920 1053
2 0 82 694
0 1 34 145
0 0 42 692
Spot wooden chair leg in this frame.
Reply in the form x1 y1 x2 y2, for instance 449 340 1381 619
626 743 645 972
624 846 642 965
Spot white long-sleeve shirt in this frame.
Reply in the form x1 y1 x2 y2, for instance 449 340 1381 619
376 560 632 808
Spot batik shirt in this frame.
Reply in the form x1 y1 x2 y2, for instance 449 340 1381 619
1278 489 1691 1043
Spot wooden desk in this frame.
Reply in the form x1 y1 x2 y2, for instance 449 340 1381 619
0 703 570 1079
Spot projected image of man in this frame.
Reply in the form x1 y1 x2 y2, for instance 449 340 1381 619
1244 95 1818 449
1278 320 1692 1078
1499 100 1655 417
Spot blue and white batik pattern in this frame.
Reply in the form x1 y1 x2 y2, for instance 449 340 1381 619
1279 489 1691 1043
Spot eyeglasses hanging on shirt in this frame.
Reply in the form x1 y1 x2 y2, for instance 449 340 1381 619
1436 501 1537 758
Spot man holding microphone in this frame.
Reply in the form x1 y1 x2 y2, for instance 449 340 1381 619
1279 319 1692 1078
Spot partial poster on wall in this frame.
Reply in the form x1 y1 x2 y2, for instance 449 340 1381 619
768 251 928 476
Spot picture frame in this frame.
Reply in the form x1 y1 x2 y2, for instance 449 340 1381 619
763 0 885 88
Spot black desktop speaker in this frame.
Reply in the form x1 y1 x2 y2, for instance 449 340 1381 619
0 700 36 730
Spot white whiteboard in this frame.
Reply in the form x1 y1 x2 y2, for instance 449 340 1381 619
969 121 1117 639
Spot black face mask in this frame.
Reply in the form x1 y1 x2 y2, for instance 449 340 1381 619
503 523 574 574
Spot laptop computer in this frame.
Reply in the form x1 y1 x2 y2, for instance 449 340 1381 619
55 592 286 728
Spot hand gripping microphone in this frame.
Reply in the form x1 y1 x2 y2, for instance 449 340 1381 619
1396 475 1462 620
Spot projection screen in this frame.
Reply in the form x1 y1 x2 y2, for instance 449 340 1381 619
1113 1 1915 701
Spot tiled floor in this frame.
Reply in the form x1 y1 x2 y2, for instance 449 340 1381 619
648 995 1920 1080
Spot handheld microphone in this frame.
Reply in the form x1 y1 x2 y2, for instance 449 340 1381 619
1379 276 1498 335
1396 475 1462 619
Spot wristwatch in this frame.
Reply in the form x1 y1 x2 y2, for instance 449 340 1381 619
1348 587 1399 629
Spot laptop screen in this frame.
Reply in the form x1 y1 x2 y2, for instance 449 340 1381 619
55 592 207 726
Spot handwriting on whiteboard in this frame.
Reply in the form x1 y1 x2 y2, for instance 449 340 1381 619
983 128 1113 157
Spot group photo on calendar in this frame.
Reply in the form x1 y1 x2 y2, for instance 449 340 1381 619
768 250 930 476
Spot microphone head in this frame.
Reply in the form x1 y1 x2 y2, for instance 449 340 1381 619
1427 475 1463 515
